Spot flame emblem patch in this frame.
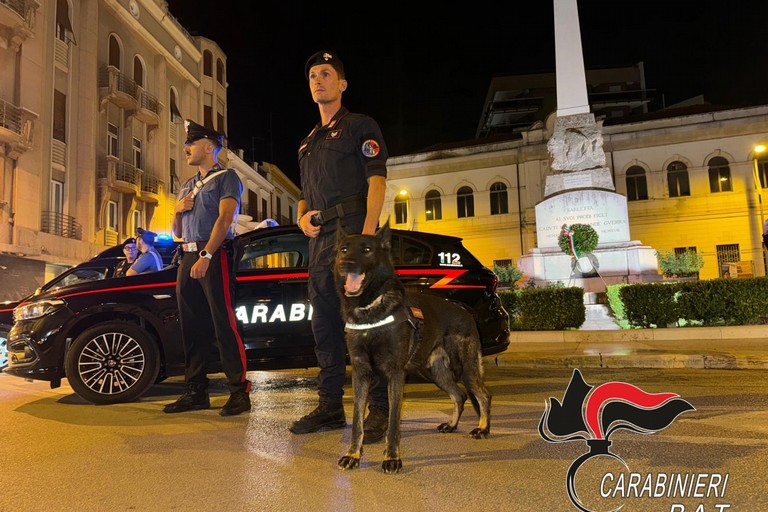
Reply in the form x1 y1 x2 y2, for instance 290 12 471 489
362 139 380 158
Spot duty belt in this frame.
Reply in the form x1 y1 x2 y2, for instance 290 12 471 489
314 195 366 226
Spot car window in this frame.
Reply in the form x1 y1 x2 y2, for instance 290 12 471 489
46 267 111 292
390 235 432 265
239 233 309 270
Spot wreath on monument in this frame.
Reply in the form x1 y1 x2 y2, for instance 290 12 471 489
559 223 599 273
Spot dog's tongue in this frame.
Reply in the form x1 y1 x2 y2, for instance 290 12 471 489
345 273 364 295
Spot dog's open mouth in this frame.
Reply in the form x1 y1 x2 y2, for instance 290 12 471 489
344 272 366 297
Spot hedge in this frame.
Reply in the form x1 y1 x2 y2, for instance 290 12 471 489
499 287 585 330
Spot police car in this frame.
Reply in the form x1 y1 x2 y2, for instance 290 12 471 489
4 225 510 404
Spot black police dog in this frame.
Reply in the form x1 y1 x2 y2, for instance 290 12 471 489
335 222 491 474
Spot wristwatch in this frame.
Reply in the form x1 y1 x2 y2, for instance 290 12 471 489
199 250 212 260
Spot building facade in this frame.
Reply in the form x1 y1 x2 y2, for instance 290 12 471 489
382 105 768 282
0 0 297 301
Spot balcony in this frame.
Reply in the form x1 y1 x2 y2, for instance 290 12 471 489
130 86 161 128
40 211 82 240
99 66 138 111
140 173 163 204
97 156 142 195
0 0 37 51
0 98 36 158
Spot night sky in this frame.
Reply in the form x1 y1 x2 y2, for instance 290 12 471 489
166 0 768 187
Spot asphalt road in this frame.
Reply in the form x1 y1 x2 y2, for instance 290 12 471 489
1 366 766 512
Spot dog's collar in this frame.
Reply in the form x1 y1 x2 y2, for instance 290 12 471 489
345 306 417 332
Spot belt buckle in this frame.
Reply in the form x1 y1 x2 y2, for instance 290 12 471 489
183 242 198 252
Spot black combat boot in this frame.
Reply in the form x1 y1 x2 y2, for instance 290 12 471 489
289 403 346 434
220 391 251 416
163 382 210 413
363 405 388 444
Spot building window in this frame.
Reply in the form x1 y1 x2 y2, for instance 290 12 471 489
395 195 408 224
626 165 648 201
261 198 268 221
674 246 697 256
133 209 143 232
457 186 474 218
288 205 294 224
107 201 119 231
216 58 225 84
248 190 258 219
107 122 119 157
56 0 74 43
275 196 282 219
490 182 509 215
708 157 732 193
51 180 64 215
203 93 213 129
758 158 768 188
170 158 179 194
425 190 442 221
169 88 182 123
716 243 740 278
132 137 142 170
133 55 144 88
108 34 121 69
667 161 690 197
53 90 67 143
216 99 225 134
203 50 213 76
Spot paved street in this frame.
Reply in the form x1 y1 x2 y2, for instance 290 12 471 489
1 365 767 512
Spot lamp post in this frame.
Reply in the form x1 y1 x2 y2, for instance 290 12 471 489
753 144 766 276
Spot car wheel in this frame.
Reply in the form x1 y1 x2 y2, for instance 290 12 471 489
65 321 160 404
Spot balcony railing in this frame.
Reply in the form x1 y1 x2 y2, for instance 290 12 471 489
0 97 35 158
0 97 21 133
137 88 160 115
97 157 142 194
141 174 162 195
41 211 82 240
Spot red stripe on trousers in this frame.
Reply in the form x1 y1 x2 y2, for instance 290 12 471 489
220 253 251 392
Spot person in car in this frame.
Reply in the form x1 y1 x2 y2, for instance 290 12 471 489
126 229 163 276
114 237 138 278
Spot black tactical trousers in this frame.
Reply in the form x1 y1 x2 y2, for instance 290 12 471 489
176 248 250 394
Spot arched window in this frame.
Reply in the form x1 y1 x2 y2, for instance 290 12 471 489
708 156 732 193
667 161 690 197
425 190 442 221
203 50 213 76
490 182 509 215
216 58 225 84
394 194 408 224
108 34 121 69
56 0 74 43
626 166 648 201
169 88 182 123
457 186 475 218
133 56 144 88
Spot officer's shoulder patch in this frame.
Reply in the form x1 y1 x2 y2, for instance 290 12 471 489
362 139 381 158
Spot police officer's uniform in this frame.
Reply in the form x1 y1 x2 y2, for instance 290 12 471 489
175 121 250 397
298 105 389 409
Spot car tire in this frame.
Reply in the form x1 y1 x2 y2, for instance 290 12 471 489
64 321 160 405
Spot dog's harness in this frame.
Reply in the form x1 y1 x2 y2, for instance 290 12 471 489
345 303 426 368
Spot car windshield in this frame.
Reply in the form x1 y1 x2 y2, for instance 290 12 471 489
40 265 113 293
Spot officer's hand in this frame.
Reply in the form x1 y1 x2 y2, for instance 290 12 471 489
175 193 195 214
190 257 209 279
299 210 321 239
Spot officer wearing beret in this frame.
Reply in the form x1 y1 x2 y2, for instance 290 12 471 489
291 51 389 441
164 120 252 417
126 229 162 276
114 237 138 278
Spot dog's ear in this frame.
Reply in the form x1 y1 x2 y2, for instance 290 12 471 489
376 219 392 250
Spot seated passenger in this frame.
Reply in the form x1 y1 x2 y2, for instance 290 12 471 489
127 229 163 276
114 237 138 278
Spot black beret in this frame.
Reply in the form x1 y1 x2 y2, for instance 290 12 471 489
184 119 224 146
122 237 136 247
305 51 344 79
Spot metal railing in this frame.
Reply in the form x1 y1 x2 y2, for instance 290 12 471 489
137 87 161 115
99 66 138 98
141 174 162 194
41 211 82 240
97 157 142 186
0 0 33 24
0 98 22 133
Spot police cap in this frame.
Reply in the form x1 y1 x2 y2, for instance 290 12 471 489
184 119 224 147
136 228 156 244
305 51 345 79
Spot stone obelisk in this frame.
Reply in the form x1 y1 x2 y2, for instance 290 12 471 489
518 0 659 291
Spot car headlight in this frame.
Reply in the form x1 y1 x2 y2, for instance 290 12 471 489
13 299 66 322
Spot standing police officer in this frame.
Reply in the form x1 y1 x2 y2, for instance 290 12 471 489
164 120 251 417
290 51 389 442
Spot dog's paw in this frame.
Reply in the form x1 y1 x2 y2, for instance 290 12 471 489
382 458 402 474
338 456 360 470
437 422 457 433
469 427 490 439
